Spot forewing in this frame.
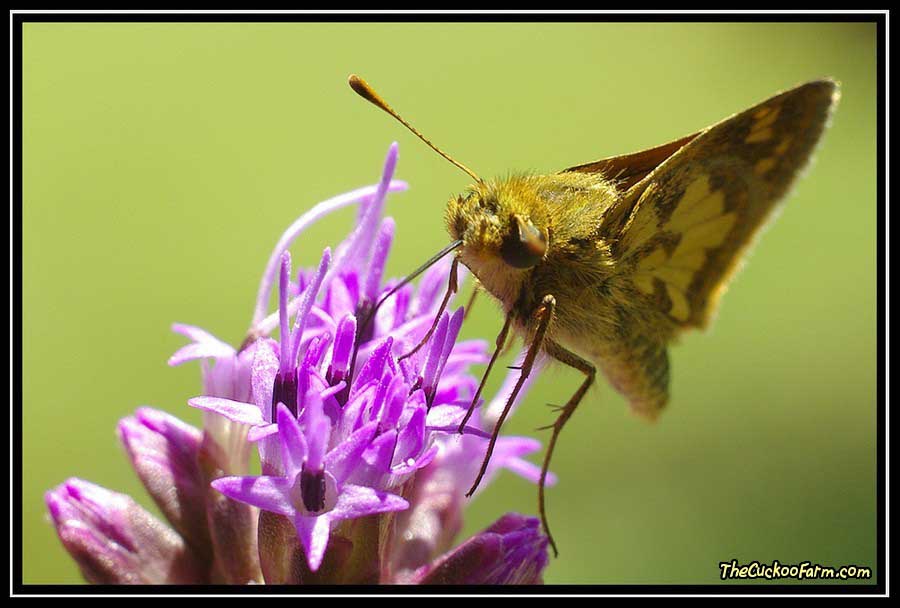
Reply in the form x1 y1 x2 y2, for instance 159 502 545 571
562 132 700 192
614 80 838 329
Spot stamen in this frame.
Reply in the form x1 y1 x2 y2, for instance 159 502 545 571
271 369 299 419
278 252 293 376
299 467 326 513
271 253 299 418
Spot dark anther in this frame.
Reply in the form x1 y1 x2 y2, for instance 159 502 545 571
300 468 326 513
271 369 299 419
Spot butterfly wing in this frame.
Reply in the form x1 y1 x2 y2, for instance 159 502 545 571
563 132 701 191
608 79 838 330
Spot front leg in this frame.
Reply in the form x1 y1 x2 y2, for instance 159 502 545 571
464 294 557 498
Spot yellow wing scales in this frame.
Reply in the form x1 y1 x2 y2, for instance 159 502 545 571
616 80 839 329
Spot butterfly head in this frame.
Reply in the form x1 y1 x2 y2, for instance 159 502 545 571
446 177 551 272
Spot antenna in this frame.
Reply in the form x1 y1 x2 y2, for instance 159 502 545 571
349 74 482 184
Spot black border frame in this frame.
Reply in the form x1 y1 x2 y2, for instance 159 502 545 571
10 10 887 597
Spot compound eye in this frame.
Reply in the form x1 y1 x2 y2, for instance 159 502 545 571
500 215 547 269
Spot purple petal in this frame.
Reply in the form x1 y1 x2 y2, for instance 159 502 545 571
276 403 308 476
320 381 347 403
394 405 426 465
358 373 391 430
168 324 235 366
392 444 439 476
326 314 356 386
168 343 235 367
327 143 399 282
328 484 409 522
247 423 279 442
302 332 332 369
278 252 293 374
363 217 395 303
46 478 206 584
379 375 409 430
430 307 464 398
117 409 210 553
289 248 332 365
306 305 338 335
353 337 393 389
250 338 280 418
324 421 378 484
387 284 411 331
211 475 295 518
188 396 265 426
323 275 356 321
300 390 331 472
341 380 377 434
493 437 558 486
425 403 470 429
419 312 449 395
292 514 332 572
410 513 548 585
411 258 452 317
171 323 229 346
425 404 492 439
361 429 397 474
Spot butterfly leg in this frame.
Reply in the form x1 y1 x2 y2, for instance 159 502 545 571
457 311 512 434
464 295 555 498
463 281 479 321
539 340 596 557
398 256 459 361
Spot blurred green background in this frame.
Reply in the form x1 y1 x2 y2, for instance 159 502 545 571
22 21 878 585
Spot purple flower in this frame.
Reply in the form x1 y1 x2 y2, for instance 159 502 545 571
408 513 549 585
45 479 206 584
213 401 408 571
46 143 552 585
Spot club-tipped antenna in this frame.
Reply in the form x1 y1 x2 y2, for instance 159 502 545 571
349 74 482 184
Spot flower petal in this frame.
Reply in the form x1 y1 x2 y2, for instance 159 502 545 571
168 324 235 366
353 337 393 389
325 421 378 484
46 478 206 584
410 513 548 585
328 484 409 522
247 422 279 442
276 403 308 475
250 338 280 418
117 408 209 552
491 436 558 486
300 390 331 472
363 217 395 303
188 396 265 426
394 405 426 464
211 475 295 518
292 514 332 573
289 248 332 365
